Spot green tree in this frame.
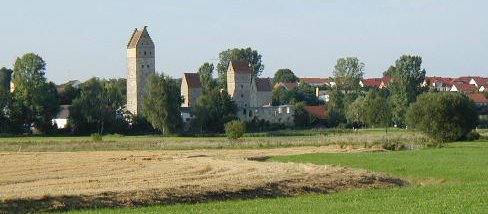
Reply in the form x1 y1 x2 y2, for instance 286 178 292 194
0 67 13 91
293 102 319 127
388 55 427 126
345 96 366 128
272 83 320 106
142 74 183 135
406 93 478 142
363 90 391 129
217 48 264 88
273 69 299 84
12 53 59 133
225 120 246 140
333 57 365 93
194 89 237 132
59 84 80 105
272 86 292 106
383 66 396 77
69 78 112 134
68 78 128 135
198 62 217 93
327 89 346 127
0 88 14 132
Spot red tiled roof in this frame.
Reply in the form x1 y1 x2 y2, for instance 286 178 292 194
453 76 476 84
255 78 272 92
300 78 331 85
467 93 488 103
361 77 392 88
453 83 478 93
230 60 251 73
303 105 327 120
471 77 488 85
361 78 383 88
183 73 201 88
426 76 454 86
382 77 392 84
284 82 298 90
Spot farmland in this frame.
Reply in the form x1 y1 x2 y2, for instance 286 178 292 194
0 129 486 213
67 139 488 214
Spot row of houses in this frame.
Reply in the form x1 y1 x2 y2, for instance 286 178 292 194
273 75 488 106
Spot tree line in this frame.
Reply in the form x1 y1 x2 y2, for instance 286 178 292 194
0 51 483 142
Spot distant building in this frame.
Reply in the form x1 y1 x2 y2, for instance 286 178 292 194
250 77 272 107
299 78 332 87
126 26 155 115
360 77 391 89
467 93 488 107
450 83 478 93
181 73 202 108
52 105 70 129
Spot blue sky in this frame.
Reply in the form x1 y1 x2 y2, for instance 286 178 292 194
0 0 487 84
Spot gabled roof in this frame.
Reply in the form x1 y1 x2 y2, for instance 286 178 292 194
183 73 201 88
303 105 327 120
425 76 454 86
452 83 478 93
467 93 488 104
470 77 488 86
361 78 383 88
452 76 474 84
127 26 153 48
300 78 331 85
229 60 251 73
255 78 272 92
361 77 392 88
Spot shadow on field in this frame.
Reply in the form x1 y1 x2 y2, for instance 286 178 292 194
0 175 406 213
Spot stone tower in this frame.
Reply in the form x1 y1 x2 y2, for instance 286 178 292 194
226 60 252 118
126 26 155 115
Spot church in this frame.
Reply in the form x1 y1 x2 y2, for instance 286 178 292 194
126 26 294 126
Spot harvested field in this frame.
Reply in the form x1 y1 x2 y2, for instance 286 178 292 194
0 146 406 213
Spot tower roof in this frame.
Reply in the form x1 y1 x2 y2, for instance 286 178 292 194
183 73 201 88
229 60 251 73
127 26 153 48
254 78 272 92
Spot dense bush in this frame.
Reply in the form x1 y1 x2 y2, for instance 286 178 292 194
225 120 246 140
381 141 406 151
465 131 481 141
406 93 478 142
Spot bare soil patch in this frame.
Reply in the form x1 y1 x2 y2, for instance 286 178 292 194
0 146 405 213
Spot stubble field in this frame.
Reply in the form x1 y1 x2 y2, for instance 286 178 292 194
0 145 404 213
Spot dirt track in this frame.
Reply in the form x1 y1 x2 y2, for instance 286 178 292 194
0 145 406 213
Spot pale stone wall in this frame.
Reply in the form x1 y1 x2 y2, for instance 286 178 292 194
181 76 202 108
227 68 251 109
255 91 272 107
181 77 190 107
238 105 295 126
250 78 272 107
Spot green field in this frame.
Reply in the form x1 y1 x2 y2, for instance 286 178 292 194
68 139 488 213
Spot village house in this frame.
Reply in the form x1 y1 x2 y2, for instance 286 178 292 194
359 77 391 89
467 93 488 107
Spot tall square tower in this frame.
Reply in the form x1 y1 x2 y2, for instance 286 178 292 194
126 26 155 115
